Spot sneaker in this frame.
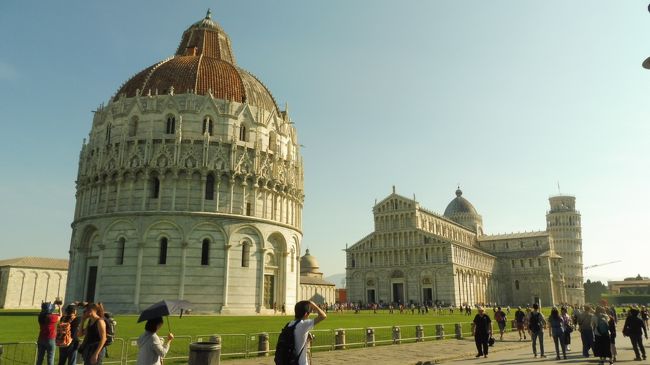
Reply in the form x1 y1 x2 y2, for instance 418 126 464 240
540 355 546 358
534 354 537 358
475 354 482 358
564 355 567 360
634 357 642 361
484 355 487 358
556 356 561 360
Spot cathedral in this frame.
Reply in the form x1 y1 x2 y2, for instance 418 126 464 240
65 11 304 314
345 187 584 307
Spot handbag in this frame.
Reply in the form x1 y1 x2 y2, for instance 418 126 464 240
488 336 495 346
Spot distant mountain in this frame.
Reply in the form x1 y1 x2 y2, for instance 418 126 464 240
325 273 346 288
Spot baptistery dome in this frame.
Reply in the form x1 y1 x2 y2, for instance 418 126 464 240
65 11 304 315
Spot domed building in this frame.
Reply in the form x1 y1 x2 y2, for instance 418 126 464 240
65 11 304 314
346 187 584 307
299 250 335 305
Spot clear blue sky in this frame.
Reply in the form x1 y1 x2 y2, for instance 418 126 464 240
1 1 649 283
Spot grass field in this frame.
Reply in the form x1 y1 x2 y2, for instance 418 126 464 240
1 308 546 343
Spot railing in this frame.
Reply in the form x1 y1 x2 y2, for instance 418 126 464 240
0 320 519 365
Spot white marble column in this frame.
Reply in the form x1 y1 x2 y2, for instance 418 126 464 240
179 241 188 299
95 243 106 301
222 244 232 308
134 241 145 310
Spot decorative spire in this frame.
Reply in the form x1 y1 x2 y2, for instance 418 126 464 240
205 8 212 19
305 249 310 256
455 186 462 197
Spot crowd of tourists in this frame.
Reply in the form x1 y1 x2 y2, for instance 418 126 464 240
35 300 172 365
470 302 650 364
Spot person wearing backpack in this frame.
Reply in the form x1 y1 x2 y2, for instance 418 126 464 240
578 304 596 358
274 300 326 365
528 303 546 358
37 302 62 365
57 304 81 365
623 307 648 361
592 306 613 365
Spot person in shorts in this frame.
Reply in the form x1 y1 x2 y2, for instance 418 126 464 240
495 306 507 341
515 306 527 340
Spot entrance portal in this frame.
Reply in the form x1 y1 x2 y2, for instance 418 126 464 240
392 283 404 304
367 289 376 304
85 266 97 302
264 274 275 309
423 288 433 304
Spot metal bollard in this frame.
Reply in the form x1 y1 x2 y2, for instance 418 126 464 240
335 329 346 350
416 325 424 342
455 323 463 339
511 320 516 330
436 324 444 340
392 326 401 344
258 333 269 357
366 328 376 347
209 335 222 345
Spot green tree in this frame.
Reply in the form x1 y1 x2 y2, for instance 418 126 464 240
583 279 608 304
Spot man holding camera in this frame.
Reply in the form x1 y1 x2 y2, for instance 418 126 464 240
37 300 63 365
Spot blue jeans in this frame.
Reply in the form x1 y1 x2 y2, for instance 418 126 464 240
58 341 78 365
581 329 594 357
531 330 545 356
36 339 55 365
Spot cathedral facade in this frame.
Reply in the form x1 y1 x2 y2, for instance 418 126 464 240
65 11 304 314
345 188 584 307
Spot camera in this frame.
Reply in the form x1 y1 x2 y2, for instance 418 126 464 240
54 298 63 306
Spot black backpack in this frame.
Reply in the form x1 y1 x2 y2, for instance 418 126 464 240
274 321 303 365
104 313 116 346
529 312 541 332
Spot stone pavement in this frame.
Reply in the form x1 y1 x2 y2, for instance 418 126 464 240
226 325 650 365
227 330 530 365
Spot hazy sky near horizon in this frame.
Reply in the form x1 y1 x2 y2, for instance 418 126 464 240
1 1 649 284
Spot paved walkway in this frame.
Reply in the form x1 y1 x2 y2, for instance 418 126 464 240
228 324 649 365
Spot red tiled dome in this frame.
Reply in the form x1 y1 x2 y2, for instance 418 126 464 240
114 10 279 114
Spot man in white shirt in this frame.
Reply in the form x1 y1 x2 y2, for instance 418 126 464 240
290 300 327 365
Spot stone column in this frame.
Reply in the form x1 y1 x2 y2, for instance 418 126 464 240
115 176 122 212
229 177 235 214
222 244 232 308
171 171 178 211
134 241 145 310
95 243 106 301
257 248 266 312
103 179 110 213
141 172 149 210
179 241 188 299
157 175 164 211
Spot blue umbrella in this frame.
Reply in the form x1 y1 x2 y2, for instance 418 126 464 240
137 300 192 329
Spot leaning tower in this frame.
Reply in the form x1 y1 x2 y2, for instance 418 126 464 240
65 11 304 314
546 195 584 305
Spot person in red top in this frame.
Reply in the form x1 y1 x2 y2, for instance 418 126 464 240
37 301 62 365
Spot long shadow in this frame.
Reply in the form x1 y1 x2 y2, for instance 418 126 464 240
0 311 39 317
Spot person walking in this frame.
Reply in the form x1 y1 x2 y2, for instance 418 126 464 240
560 306 573 351
608 307 617 363
472 306 492 358
37 302 62 365
515 306 527 340
57 304 81 365
80 303 107 365
642 306 649 330
528 303 546 358
494 306 507 341
548 307 567 360
623 307 648 361
593 306 613 365
579 304 596 358
136 317 174 365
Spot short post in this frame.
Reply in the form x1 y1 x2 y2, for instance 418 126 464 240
258 333 269 357
511 320 516 330
435 324 444 340
209 336 222 345
392 326 401 344
335 329 346 350
366 328 376 347
455 323 463 339
416 325 424 342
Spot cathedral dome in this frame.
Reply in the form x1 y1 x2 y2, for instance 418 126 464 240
443 188 478 216
443 188 483 232
300 249 321 275
114 10 279 114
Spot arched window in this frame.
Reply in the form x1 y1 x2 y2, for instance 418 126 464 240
351 258 356 268
202 117 213 136
106 124 112 144
515 280 520 290
129 117 138 137
159 238 168 265
201 239 210 266
246 202 252 216
205 174 215 200
239 125 247 141
151 177 160 199
166 116 176 134
241 242 250 267
116 238 125 265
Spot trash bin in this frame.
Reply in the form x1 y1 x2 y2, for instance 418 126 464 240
189 341 221 365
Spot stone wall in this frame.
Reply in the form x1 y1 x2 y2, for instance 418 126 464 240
0 267 67 309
